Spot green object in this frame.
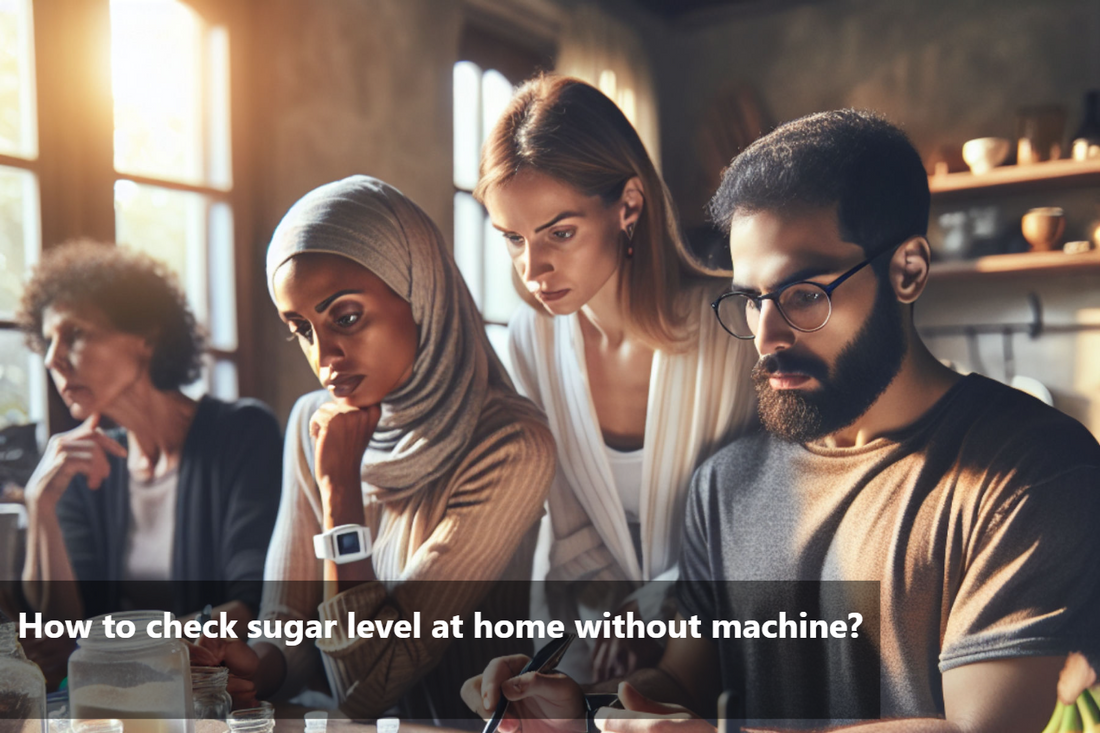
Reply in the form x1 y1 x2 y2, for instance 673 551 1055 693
1078 689 1100 731
1045 702 1068 733
58 677 67 691
1063 701 1084 733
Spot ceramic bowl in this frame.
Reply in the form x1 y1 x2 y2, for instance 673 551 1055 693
962 137 1011 174
1021 207 1066 252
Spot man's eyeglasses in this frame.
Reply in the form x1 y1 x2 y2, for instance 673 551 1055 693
711 245 896 340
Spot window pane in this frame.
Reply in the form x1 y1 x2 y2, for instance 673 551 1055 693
208 201 236 350
211 359 238 401
453 61 481 191
481 70 513 148
115 180 208 327
482 214 522 324
454 191 484 309
0 330 44 429
205 26 232 190
0 0 36 159
111 0 204 184
0 165 38 319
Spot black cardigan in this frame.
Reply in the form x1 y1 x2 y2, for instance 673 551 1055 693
54 396 283 618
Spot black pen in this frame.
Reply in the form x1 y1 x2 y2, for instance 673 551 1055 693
482 634 577 733
194 604 213 641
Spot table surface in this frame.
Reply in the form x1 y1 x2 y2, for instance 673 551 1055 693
271 704 475 733
274 720 470 733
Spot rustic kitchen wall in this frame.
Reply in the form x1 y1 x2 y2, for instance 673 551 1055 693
236 0 1100 432
241 0 460 421
622 0 1100 434
639 0 1100 228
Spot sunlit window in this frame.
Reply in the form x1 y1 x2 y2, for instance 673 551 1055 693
110 0 237 400
597 69 636 128
0 0 44 430
453 60 523 368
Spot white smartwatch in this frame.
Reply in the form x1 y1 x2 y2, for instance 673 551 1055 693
313 524 372 564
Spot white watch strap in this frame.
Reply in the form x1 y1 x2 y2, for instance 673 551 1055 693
314 524 372 563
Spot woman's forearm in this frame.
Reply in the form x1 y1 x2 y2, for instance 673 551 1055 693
250 641 289 700
22 495 83 619
320 475 378 598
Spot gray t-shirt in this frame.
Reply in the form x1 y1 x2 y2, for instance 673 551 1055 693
678 374 1100 720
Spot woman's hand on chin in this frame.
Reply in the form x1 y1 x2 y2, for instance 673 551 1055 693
26 413 127 510
309 402 381 526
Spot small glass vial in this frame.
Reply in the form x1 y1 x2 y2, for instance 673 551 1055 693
190 667 232 721
0 621 47 733
73 721 124 733
303 712 327 733
226 702 274 733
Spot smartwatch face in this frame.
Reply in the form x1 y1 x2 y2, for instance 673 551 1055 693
336 531 361 555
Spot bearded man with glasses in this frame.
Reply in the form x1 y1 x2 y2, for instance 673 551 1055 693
463 110 1100 733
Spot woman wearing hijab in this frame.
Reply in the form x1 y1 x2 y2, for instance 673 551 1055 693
248 176 555 719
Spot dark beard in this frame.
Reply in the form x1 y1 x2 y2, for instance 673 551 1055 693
753 281 908 443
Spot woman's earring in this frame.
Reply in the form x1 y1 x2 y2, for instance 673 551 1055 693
624 223 635 258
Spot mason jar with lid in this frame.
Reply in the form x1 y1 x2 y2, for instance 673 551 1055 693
67 611 192 733
0 620 47 733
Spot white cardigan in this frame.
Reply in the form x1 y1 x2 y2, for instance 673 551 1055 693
508 284 759 588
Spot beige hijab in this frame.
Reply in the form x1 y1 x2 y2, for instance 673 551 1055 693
267 175 522 500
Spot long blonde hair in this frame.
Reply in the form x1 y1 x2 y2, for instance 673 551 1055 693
475 74 721 351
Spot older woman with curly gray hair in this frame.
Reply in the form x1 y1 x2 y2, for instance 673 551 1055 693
18 240 282 634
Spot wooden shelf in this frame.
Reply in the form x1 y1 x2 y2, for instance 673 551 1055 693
929 250 1100 280
929 158 1100 201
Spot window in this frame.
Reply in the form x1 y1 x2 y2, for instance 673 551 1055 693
0 0 44 430
453 60 523 368
453 25 552 371
111 0 238 400
0 0 240 437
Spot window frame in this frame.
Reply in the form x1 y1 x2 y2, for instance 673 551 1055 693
453 21 554 332
0 0 256 435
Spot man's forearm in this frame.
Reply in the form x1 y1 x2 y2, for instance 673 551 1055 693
629 666 706 714
745 720 961 733
833 721 961 733
585 666 708 717
250 641 288 699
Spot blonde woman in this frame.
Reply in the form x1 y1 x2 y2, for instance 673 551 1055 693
476 75 758 681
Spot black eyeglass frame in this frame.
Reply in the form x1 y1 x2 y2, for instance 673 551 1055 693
711 244 899 340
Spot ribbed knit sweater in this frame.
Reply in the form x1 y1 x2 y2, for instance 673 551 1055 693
258 386 555 719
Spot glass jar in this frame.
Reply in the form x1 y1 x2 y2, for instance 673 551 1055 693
67 611 192 733
226 703 274 733
0 621 47 733
190 667 231 721
72 721 123 733
303 712 327 733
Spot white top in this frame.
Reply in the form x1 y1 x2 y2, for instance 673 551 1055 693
123 468 178 581
508 284 759 583
604 445 644 524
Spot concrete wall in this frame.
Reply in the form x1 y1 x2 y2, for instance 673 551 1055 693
235 0 1100 432
619 0 1100 436
241 0 461 421
644 0 1100 225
